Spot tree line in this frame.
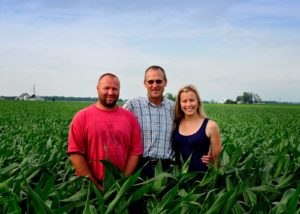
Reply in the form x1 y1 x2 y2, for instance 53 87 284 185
165 92 262 104
225 92 261 104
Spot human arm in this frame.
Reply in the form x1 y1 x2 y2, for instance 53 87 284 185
69 153 103 191
124 155 140 176
205 120 222 168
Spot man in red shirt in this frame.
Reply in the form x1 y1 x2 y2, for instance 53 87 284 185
68 73 143 190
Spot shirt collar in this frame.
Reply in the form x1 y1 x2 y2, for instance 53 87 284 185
147 96 165 107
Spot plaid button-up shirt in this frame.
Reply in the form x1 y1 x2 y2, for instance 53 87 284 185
123 97 175 159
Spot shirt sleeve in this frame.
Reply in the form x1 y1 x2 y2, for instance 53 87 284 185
123 99 133 111
67 113 86 155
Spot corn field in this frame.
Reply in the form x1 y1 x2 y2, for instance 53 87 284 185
0 100 299 213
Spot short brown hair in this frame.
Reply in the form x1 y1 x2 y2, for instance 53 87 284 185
144 65 167 81
98 73 119 83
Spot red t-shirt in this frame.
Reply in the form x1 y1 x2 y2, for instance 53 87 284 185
68 105 143 181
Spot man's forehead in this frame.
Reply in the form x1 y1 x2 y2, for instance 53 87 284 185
99 78 120 87
146 70 164 79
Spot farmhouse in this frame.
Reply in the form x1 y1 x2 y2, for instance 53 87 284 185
16 93 31 100
16 93 44 101
16 84 44 101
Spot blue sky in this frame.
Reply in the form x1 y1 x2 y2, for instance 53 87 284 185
1 0 299 102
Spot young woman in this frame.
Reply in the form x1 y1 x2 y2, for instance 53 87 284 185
172 85 222 172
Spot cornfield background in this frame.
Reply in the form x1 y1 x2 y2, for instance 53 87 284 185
0 100 299 213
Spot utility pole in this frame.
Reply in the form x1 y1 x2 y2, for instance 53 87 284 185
33 84 36 97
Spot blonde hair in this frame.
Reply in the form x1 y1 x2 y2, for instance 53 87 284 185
175 85 206 122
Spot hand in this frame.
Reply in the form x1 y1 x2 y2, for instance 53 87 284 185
201 153 212 167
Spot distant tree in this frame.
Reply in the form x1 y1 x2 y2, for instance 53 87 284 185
224 99 236 104
252 93 262 103
236 92 261 104
43 96 97 102
243 92 253 104
236 95 244 103
165 92 176 101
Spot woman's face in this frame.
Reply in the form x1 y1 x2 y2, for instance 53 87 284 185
180 90 199 116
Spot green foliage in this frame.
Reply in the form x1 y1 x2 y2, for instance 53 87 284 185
165 92 176 101
236 91 261 104
0 100 300 213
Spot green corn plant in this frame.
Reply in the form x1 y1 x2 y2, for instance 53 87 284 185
1 100 300 213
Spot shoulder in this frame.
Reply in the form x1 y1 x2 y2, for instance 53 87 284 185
206 119 218 129
74 104 95 117
118 105 132 114
117 107 140 125
206 119 220 135
163 97 175 108
71 105 95 125
123 97 148 108
118 106 138 118
127 96 147 103
166 98 175 105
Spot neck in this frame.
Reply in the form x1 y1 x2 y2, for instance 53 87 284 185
148 96 163 106
183 113 201 121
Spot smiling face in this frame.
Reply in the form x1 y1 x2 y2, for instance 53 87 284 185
144 68 167 105
179 90 199 117
97 75 120 109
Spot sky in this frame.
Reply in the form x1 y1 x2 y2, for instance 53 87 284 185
1 0 300 102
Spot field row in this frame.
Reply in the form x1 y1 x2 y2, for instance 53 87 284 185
0 100 299 213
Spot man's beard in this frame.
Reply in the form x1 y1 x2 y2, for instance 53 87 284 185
99 97 118 108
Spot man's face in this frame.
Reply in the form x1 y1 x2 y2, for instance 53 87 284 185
144 68 167 100
97 75 120 108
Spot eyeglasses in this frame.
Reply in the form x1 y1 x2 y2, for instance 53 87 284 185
147 80 163 85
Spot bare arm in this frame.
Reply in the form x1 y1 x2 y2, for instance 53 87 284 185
69 153 103 191
124 155 140 176
206 120 222 168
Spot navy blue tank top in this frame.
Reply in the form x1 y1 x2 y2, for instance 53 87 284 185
173 118 210 172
